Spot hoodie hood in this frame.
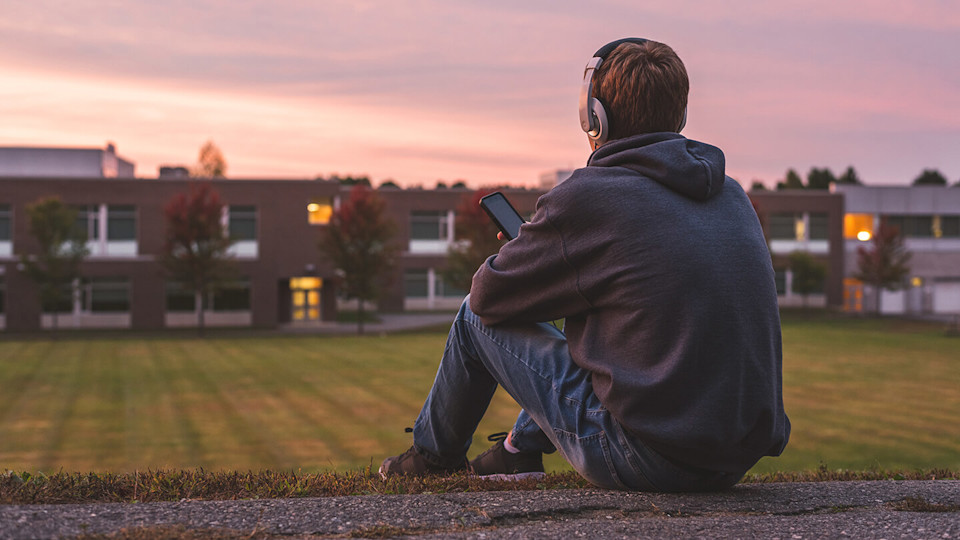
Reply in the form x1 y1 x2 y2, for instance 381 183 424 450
588 132 726 201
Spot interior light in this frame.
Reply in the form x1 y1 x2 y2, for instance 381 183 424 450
857 231 872 242
307 203 320 212
911 277 923 288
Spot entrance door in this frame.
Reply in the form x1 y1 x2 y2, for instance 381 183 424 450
290 277 323 321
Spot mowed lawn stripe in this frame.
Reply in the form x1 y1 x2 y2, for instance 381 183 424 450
177 340 294 470
199 339 345 470
37 343 89 471
0 342 63 468
1 315 957 474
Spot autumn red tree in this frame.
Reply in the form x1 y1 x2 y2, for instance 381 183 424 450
319 184 398 334
159 183 236 334
442 189 504 293
855 221 911 315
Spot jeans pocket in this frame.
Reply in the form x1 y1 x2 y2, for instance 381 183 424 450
553 428 627 490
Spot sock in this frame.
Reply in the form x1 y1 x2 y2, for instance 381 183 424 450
503 433 521 454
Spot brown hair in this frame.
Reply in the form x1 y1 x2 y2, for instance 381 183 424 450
592 40 689 139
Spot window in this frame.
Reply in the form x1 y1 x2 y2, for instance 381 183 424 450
769 213 800 240
107 205 136 241
941 216 960 238
774 269 787 296
808 213 829 240
404 269 429 298
885 215 933 238
0 204 10 258
411 211 452 241
87 278 130 313
0 204 10 240
228 205 257 240
307 198 334 225
844 213 874 241
73 205 100 241
212 280 251 311
435 276 467 298
166 282 196 312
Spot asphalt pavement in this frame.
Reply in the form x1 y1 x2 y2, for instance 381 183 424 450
1 480 957 539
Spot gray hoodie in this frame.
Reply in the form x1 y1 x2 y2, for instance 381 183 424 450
471 132 790 473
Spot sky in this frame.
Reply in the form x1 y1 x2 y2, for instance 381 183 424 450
1 0 958 189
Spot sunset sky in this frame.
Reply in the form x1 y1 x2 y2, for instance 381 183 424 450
1 1 958 188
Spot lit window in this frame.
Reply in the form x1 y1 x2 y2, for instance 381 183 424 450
844 214 874 241
308 198 333 225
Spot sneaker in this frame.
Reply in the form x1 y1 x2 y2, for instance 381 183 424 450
469 432 546 481
379 445 468 479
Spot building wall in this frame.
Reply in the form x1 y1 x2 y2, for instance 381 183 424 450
374 186 544 313
5 175 894 332
835 185 960 315
1 176 340 331
748 190 846 308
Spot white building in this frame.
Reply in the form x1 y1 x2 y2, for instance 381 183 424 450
0 143 135 178
835 184 960 315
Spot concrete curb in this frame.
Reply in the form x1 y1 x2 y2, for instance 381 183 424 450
1 480 958 539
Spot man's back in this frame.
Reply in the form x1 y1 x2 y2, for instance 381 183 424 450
471 132 790 474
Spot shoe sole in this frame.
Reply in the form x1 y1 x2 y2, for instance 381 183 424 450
475 471 546 482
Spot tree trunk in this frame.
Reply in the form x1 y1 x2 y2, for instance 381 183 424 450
196 290 206 337
357 299 365 335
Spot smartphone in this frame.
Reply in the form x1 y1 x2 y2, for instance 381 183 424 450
480 191 526 241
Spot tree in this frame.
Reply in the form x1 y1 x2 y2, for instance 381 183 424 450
442 189 504 293
912 169 947 186
836 166 863 185
749 181 767 191
19 197 89 332
776 169 804 190
855 221 911 315
159 183 237 335
319 184 398 334
806 167 836 190
788 251 826 308
193 140 227 178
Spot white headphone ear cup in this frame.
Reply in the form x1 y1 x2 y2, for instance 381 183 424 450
589 98 609 145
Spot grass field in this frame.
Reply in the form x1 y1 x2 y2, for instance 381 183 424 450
0 313 958 476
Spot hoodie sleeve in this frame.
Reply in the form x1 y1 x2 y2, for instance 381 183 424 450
469 193 593 326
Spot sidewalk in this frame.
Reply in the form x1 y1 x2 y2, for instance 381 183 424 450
284 312 457 335
2 480 957 539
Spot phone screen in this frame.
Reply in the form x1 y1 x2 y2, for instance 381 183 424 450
480 192 526 240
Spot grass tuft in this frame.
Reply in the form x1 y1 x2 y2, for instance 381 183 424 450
2 468 957 505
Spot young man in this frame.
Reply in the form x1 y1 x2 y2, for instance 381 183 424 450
380 38 790 491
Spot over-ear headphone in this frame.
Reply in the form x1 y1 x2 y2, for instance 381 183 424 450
579 37 687 147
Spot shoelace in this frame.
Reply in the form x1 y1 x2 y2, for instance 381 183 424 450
486 431 509 443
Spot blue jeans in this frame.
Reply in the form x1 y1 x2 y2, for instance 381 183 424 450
413 297 743 492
